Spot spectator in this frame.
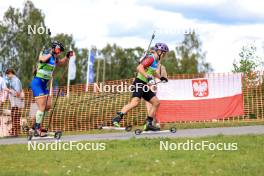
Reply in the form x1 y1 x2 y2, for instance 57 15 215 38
0 74 7 115
4 69 24 136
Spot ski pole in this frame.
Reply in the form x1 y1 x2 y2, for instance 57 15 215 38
138 31 156 63
146 31 155 52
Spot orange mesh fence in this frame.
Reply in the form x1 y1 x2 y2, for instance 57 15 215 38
19 78 148 133
1 72 264 136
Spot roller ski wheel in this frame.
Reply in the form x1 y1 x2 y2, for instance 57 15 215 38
27 134 33 141
97 123 104 130
27 129 34 141
22 125 30 132
170 127 177 133
125 125 132 132
135 129 142 135
54 131 62 140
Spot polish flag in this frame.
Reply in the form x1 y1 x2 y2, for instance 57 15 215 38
156 73 244 122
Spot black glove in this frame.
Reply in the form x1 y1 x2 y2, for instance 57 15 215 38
147 76 155 85
160 77 168 83
66 51 73 58
51 50 56 56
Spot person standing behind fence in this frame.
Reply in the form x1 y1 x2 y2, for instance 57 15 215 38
4 69 24 136
0 75 7 115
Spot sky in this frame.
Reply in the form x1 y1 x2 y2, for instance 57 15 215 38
0 0 264 72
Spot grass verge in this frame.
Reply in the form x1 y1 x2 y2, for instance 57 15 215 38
0 134 263 176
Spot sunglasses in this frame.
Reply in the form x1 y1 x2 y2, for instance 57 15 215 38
54 47 61 54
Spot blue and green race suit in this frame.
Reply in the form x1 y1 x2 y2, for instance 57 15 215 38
31 49 56 97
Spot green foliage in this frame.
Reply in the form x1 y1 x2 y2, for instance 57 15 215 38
0 1 50 87
175 30 213 74
0 1 88 87
97 44 142 82
0 1 214 87
233 43 262 74
161 50 179 75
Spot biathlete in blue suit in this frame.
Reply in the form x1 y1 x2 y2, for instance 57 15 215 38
30 41 73 136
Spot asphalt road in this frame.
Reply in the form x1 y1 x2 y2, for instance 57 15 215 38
1 125 264 145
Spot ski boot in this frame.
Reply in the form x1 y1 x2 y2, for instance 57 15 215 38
112 112 124 127
143 116 160 131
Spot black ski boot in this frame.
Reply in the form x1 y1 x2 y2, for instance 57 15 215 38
112 112 124 127
144 116 160 131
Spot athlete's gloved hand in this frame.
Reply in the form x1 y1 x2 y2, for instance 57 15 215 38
51 50 56 56
147 75 156 85
160 77 168 83
66 51 73 58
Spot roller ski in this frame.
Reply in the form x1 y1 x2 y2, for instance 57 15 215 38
135 117 176 135
98 112 132 132
25 124 62 141
27 128 62 141
25 88 62 141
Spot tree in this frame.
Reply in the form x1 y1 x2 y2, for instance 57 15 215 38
0 0 89 87
175 30 213 74
99 44 141 81
0 1 50 87
233 43 262 74
161 50 180 75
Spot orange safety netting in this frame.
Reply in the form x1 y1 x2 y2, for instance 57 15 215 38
0 72 263 136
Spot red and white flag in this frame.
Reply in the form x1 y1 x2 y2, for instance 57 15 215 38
156 73 244 122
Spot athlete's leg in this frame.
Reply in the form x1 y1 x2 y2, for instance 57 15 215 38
30 77 51 136
121 97 141 113
148 96 160 118
112 97 141 127
143 94 160 131
33 96 51 135
145 101 152 115
112 78 144 127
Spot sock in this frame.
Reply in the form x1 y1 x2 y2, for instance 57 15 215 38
34 123 41 130
146 116 153 124
36 110 44 124
117 112 125 119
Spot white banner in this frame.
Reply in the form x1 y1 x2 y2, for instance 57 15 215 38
68 55 76 80
157 73 242 100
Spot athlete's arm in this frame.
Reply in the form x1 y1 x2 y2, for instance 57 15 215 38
57 56 69 66
137 64 148 78
57 51 74 66
137 57 154 78
153 71 161 79
39 54 52 62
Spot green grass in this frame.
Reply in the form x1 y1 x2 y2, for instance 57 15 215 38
0 134 263 176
